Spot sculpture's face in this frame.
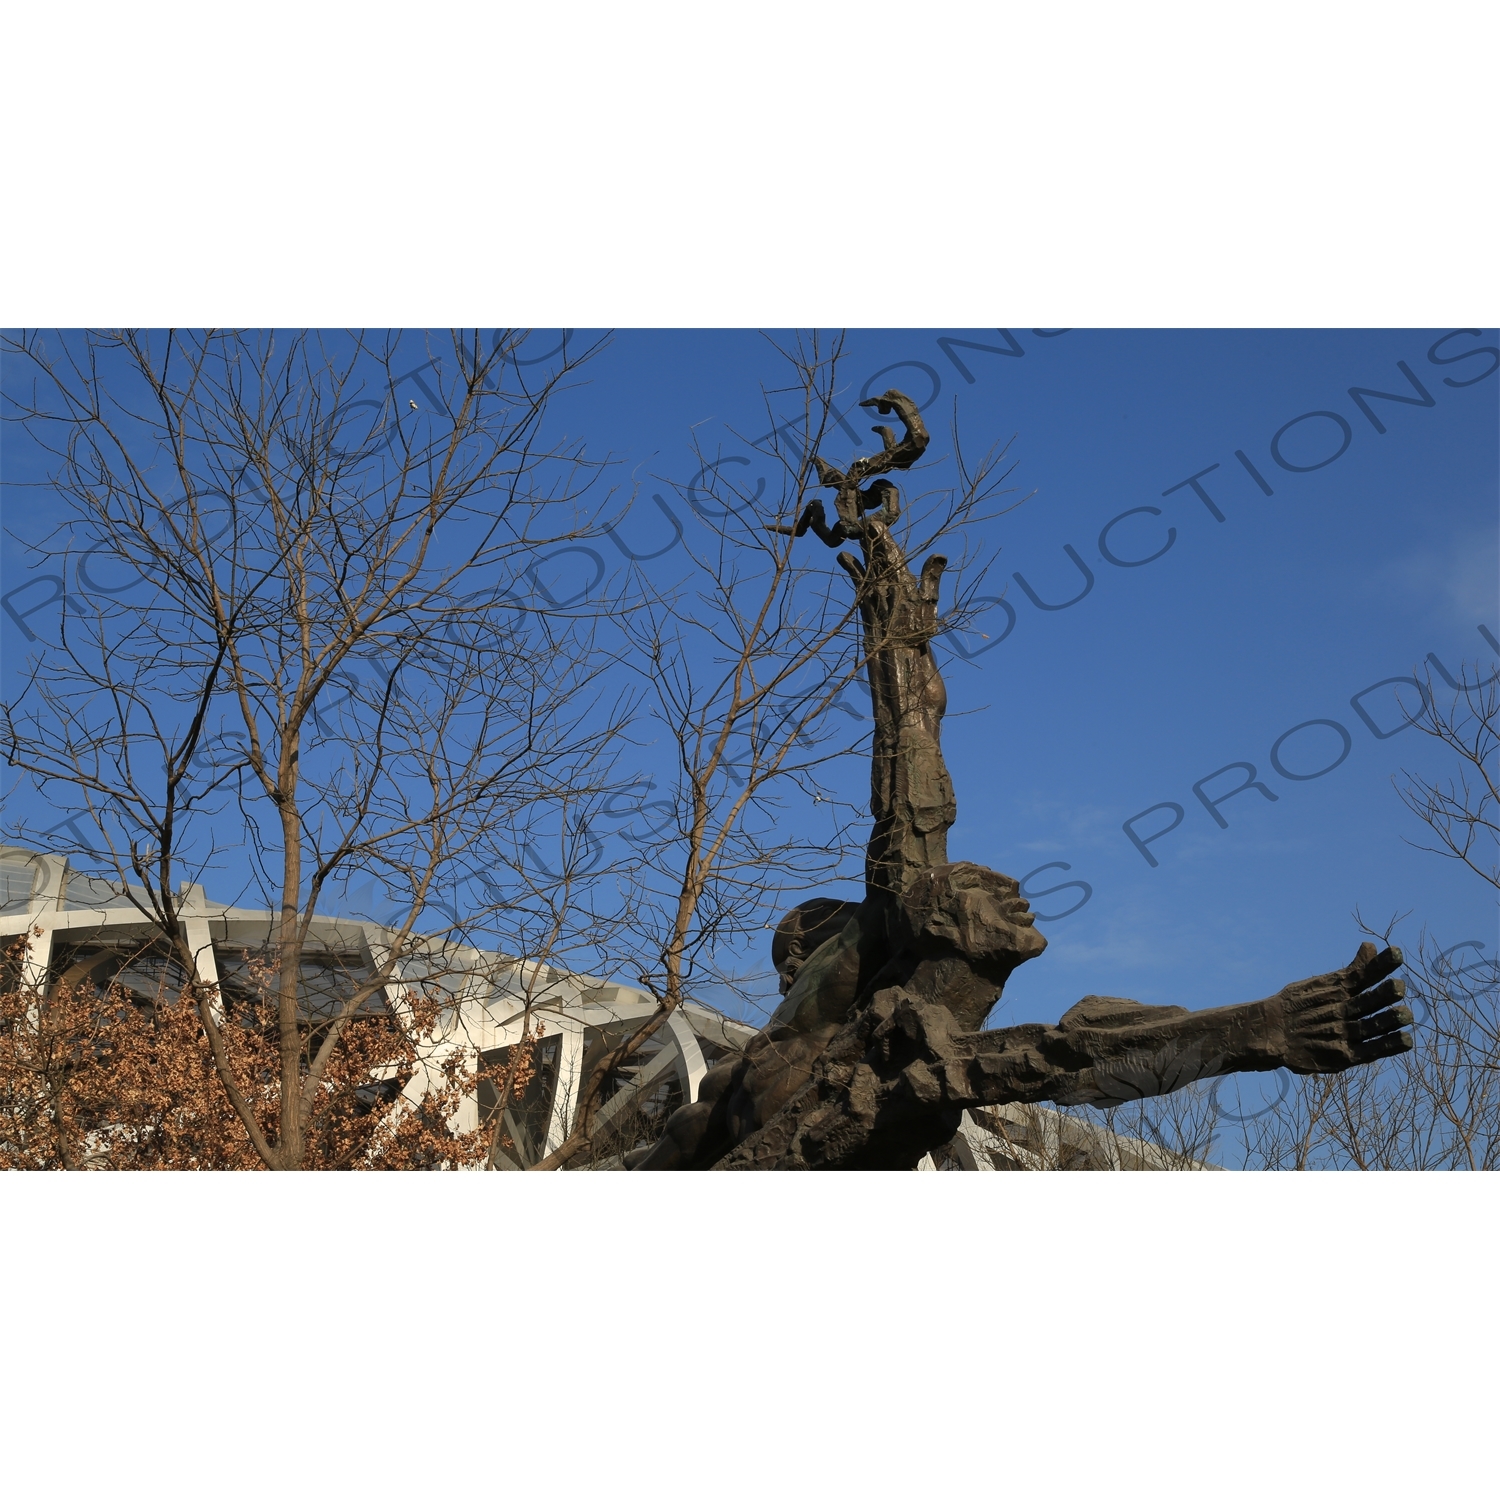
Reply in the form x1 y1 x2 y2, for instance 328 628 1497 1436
968 875 1049 966
902 864 1048 973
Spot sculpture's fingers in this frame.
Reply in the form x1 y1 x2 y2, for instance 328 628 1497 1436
1348 944 1403 990
1351 976 1405 1018
1356 1004 1413 1042
1293 1020 1348 1043
918 554 947 602
1353 1028 1413 1064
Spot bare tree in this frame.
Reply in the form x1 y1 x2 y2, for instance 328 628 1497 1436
1228 660 1499 1170
2 328 633 1170
1396 661 1498 893
531 334 1023 1169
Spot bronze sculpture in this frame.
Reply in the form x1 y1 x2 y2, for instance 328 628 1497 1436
631 391 1413 1170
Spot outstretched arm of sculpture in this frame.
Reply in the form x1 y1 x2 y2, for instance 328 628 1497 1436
711 942 1414 1170
969 942 1413 1109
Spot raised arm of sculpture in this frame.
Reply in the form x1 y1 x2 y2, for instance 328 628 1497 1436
772 390 954 903
629 391 1413 1171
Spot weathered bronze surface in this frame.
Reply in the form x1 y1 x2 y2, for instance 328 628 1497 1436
631 392 1413 1170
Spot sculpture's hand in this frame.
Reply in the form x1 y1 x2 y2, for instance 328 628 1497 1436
1271 941 1414 1074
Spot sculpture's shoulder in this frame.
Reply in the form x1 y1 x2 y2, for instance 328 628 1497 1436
1058 995 1190 1031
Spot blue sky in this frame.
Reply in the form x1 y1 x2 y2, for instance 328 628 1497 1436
4 328 1496 1036
526 327 1498 1026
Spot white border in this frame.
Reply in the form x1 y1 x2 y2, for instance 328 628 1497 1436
2 2 1496 325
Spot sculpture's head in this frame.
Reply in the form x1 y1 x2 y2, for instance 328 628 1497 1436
771 896 863 996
